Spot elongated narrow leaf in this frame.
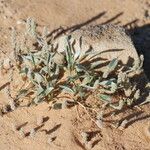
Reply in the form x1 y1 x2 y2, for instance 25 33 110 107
45 87 54 96
110 82 117 93
81 76 91 85
54 65 60 76
65 37 74 69
75 64 87 73
103 58 118 78
74 48 81 61
93 79 100 88
90 61 102 69
67 75 79 83
59 85 74 94
34 72 44 84
17 89 29 99
99 94 112 102
40 66 48 74
27 69 37 85
47 53 52 64
109 58 118 69
30 54 35 66
20 67 29 75
34 96 43 104
81 84 95 90
99 78 116 87
52 103 62 109
110 100 124 110
36 86 45 96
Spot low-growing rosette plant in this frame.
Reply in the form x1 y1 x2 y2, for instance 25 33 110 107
0 18 149 127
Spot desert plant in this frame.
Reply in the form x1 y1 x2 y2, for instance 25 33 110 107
1 18 149 128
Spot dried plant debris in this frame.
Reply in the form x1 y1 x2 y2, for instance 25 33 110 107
80 131 96 149
36 116 44 126
47 136 56 144
118 119 128 130
29 128 36 138
19 128 25 138
0 18 149 128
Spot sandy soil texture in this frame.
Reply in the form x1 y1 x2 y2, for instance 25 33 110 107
0 0 150 150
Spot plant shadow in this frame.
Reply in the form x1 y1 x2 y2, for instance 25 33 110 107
47 11 124 40
41 123 61 135
127 23 150 80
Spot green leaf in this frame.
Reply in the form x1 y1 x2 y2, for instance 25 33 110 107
90 61 102 69
75 64 87 73
65 37 74 70
109 58 118 69
45 87 54 96
74 48 81 61
103 58 118 78
110 82 117 93
52 103 62 110
93 79 100 88
40 66 48 74
54 64 60 76
27 69 37 85
31 54 36 66
36 86 45 96
81 84 95 90
34 72 44 84
47 53 51 64
99 94 112 102
34 96 43 104
81 76 92 85
110 100 124 110
60 85 74 94
20 67 29 75
99 78 116 87
17 89 29 99
67 75 79 83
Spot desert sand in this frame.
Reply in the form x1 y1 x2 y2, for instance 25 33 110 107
0 0 150 150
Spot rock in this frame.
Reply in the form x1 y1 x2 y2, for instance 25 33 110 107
54 24 140 66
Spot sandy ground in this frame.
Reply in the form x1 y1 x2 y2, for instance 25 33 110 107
0 0 150 150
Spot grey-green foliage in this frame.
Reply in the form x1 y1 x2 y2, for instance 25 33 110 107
11 19 59 104
59 36 145 109
8 18 148 110
19 50 57 104
26 17 37 38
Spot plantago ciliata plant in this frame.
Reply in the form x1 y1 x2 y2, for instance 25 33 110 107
1 18 149 128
